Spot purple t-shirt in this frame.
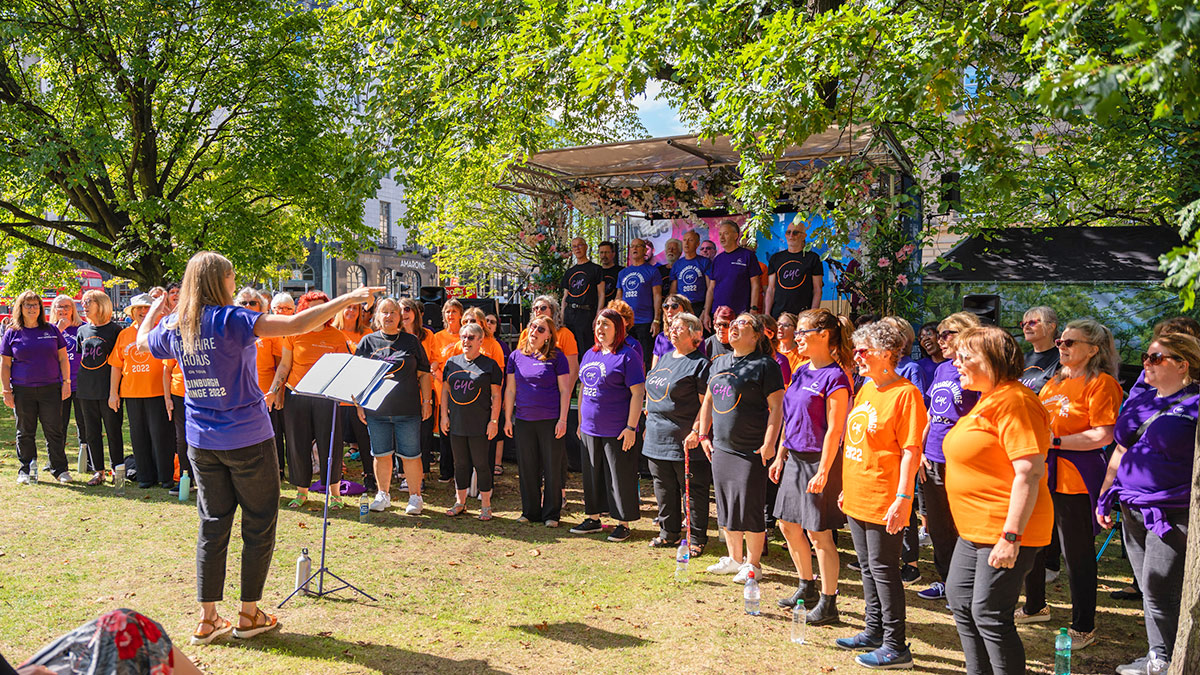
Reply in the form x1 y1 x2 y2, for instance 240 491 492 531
1112 384 1198 508
60 324 81 392
782 361 851 453
624 334 644 364
578 345 645 437
709 247 759 315
507 349 570 422
774 351 792 389
147 306 272 450
923 359 980 464
617 264 659 324
653 331 672 358
1 324 67 388
896 356 926 392
916 357 941 396
670 256 710 306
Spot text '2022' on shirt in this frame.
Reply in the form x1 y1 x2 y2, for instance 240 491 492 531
147 306 273 451
670 256 710 306
617 264 659 324
578 345 645 438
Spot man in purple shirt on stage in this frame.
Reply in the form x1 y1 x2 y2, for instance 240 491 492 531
704 219 760 329
617 238 661 371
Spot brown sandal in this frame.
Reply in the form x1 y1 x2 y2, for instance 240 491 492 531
232 608 279 639
190 617 232 645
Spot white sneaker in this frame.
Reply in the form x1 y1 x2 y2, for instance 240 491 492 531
16 472 30 485
57 471 72 484
405 495 424 515
399 478 409 492
733 562 762 583
369 491 391 512
706 556 742 575
918 526 931 546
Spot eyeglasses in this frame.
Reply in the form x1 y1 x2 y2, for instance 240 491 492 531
21 302 40 309
1019 319 1042 329
778 323 795 330
853 347 873 357
531 324 548 335
1142 352 1184 366
533 304 551 312
714 321 730 329
937 330 958 342
731 318 752 328
797 328 820 335
238 300 261 308
785 230 804 236
1055 338 1092 348
663 302 681 310
460 334 480 342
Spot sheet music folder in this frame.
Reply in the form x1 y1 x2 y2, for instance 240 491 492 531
293 353 396 411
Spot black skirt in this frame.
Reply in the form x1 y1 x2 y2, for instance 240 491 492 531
773 450 845 531
712 447 767 533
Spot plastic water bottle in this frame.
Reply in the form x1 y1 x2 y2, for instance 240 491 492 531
1054 627 1071 675
674 539 690 583
178 472 191 501
295 548 312 595
359 493 370 523
744 571 761 616
1146 651 1168 675
77 444 87 474
791 600 807 643
114 464 126 496
29 464 38 485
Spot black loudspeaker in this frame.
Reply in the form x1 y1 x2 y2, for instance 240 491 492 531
940 171 961 215
962 294 1000 325
419 286 446 304
420 286 446 333
460 297 499 317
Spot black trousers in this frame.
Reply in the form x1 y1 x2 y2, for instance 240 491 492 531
629 323 653 371
439 428 455 480
79 398 124 471
450 434 493 492
1123 504 1188 658
580 433 641 522
171 394 192 479
901 477 921 565
420 414 436 475
1052 492 1098 633
190 438 280 603
563 309 596 353
13 384 67 476
946 538 1039 675
270 390 287 477
60 394 86 456
922 461 959 582
125 396 174 485
283 393 342 488
514 419 565 522
345 406 372 484
647 453 713 545
849 517 907 652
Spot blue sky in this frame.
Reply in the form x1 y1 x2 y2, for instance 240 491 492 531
632 81 691 138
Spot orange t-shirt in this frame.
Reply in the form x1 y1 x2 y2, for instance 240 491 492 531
841 378 927 525
162 359 186 398
778 347 807 383
285 326 351 389
1039 373 1123 494
107 325 165 398
339 329 366 351
943 381 1054 547
255 335 279 394
519 326 579 356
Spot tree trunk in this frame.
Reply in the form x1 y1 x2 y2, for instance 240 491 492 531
1169 421 1200 672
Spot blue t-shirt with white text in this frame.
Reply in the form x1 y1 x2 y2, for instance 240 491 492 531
618 263 660 324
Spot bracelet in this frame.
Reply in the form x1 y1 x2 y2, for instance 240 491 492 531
896 492 912 500
624 424 636 432
698 434 710 441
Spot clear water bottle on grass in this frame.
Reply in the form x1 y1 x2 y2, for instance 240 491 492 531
359 493 370 523
1054 627 1071 675
30 464 38 485
674 539 690 583
178 472 191 501
743 571 760 615
77 445 87 475
791 600 806 643
114 464 125 496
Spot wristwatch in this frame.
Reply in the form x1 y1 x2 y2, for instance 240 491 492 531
1002 531 1022 543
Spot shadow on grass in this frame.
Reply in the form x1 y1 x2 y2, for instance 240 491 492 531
512 621 652 649
229 630 509 674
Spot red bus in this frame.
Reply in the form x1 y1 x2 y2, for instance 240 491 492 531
0 269 105 319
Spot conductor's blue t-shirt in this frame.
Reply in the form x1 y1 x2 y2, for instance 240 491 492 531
147 305 273 450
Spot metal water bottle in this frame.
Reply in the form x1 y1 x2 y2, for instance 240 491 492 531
77 444 88 474
113 464 126 496
178 472 191 501
295 548 312 595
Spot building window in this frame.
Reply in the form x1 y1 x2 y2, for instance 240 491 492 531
346 264 366 291
379 201 392 247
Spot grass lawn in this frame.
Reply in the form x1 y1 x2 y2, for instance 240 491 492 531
0 414 1148 674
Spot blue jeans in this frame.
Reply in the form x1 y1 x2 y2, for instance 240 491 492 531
366 414 421 459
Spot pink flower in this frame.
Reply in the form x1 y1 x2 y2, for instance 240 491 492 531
535 233 546 242
877 257 891 268
896 274 909 286
691 180 701 190
895 250 907 262
620 188 631 198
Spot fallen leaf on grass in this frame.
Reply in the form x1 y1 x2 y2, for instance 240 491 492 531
297 522 308 529
447 560 459 566
529 549 540 557
317 631 333 637
505 552 515 557
534 622 548 632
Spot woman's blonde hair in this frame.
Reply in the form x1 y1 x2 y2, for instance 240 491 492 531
395 297 426 336
331 302 368 334
519 315 559 361
462 307 491 337
82 290 113 325
937 311 981 351
177 251 234 354
955 325 1025 384
881 315 916 352
1055 318 1119 383
1151 333 1200 384
52 294 82 327
372 297 402 332
669 313 703 349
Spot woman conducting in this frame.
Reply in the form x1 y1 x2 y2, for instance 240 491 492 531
834 320 926 669
771 308 854 624
696 313 784 583
139 250 379 643
942 325 1054 675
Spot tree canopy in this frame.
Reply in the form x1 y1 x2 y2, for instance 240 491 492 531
0 0 386 288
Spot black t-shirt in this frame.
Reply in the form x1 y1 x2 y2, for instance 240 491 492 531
442 354 503 437
1020 347 1060 394
708 352 784 454
704 335 732 359
561 261 604 311
657 264 672 291
355 331 430 417
644 350 711 461
601 265 623 305
77 321 122 400
767 249 823 317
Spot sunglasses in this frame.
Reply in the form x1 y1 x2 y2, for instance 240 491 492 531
238 300 261 308
1055 338 1092 348
853 347 873 357
1019 319 1041 329
531 324 548 335
714 321 730 329
937 330 958 342
1142 352 1184 366
533 304 551 312
663 302 681 310
785 230 804 236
